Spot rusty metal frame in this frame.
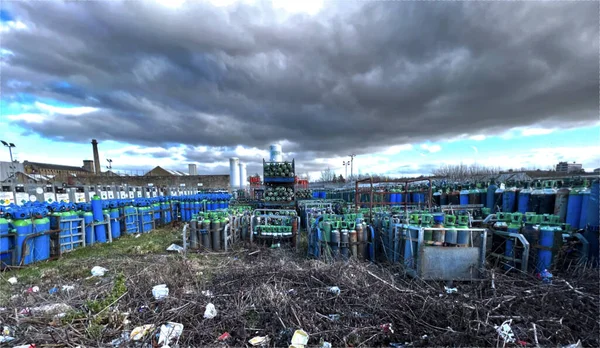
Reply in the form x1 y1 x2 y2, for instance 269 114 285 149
354 177 433 219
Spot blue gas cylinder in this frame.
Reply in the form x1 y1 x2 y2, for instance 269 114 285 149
579 186 591 229
91 196 107 243
13 214 34 265
586 179 599 228
536 216 558 273
0 216 11 267
459 187 469 206
503 185 517 213
566 186 584 230
32 209 50 263
487 181 498 211
110 208 120 239
518 183 532 214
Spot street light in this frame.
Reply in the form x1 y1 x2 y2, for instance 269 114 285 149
1 140 16 189
1 140 16 163
106 158 113 170
342 161 349 180
349 154 356 180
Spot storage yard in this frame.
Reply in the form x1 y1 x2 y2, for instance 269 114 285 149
0 146 598 347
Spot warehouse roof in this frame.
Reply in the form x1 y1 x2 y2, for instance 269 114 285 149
23 161 89 173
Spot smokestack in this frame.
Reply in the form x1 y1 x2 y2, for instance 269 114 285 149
91 139 101 174
188 164 198 175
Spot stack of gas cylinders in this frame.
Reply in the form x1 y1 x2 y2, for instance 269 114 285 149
431 179 598 230
490 212 585 273
0 193 232 268
189 211 233 251
309 213 370 260
176 193 231 222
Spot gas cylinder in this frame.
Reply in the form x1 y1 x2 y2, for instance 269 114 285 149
420 214 433 246
12 207 33 265
528 181 543 215
538 181 557 215
469 183 480 205
502 181 517 213
491 212 509 254
494 183 504 213
443 214 456 245
449 185 460 205
355 221 364 259
440 185 448 206
404 214 420 268
579 182 591 230
211 219 221 250
459 185 469 205
566 181 584 230
110 207 120 239
487 180 498 211
456 215 469 246
340 222 349 259
201 220 210 248
478 183 487 206
32 210 50 262
537 215 561 273
431 214 445 245
190 218 198 248
586 179 599 229
432 188 441 207
330 221 340 258
553 180 570 223
505 213 522 269
349 222 357 257
0 216 10 267
91 195 107 243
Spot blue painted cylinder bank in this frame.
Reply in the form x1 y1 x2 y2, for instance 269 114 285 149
587 180 599 228
91 196 107 243
518 183 531 214
487 181 498 211
579 187 591 229
14 217 34 265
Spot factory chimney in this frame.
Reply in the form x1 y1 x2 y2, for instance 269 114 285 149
91 139 101 175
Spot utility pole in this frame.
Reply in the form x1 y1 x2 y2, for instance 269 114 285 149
1 140 17 202
342 161 349 181
349 154 356 180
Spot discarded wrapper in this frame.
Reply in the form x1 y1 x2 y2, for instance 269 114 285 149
157 322 184 347
380 323 394 334
328 286 340 295
201 290 214 297
204 303 217 319
1 326 14 343
248 336 269 346
166 244 184 252
152 284 169 300
62 285 75 291
495 320 516 343
130 324 155 341
291 329 309 347
444 286 458 294
91 266 108 277
7 277 17 285
218 332 231 341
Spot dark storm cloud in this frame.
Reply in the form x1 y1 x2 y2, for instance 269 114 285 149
2 0 598 160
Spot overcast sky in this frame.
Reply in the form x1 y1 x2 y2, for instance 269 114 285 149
1 0 598 180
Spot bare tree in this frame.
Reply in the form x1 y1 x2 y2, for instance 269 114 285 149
318 167 335 182
432 163 501 181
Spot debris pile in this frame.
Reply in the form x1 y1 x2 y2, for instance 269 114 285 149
0 246 597 347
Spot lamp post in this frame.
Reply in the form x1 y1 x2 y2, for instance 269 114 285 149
349 154 355 181
342 161 349 181
1 140 16 200
106 158 113 171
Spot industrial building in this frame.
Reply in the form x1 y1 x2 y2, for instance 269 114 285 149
556 161 583 173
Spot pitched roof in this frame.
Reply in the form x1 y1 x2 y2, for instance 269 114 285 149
24 161 89 172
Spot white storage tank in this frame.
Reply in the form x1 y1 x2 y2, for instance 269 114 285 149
239 163 247 188
269 144 282 162
229 158 240 189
